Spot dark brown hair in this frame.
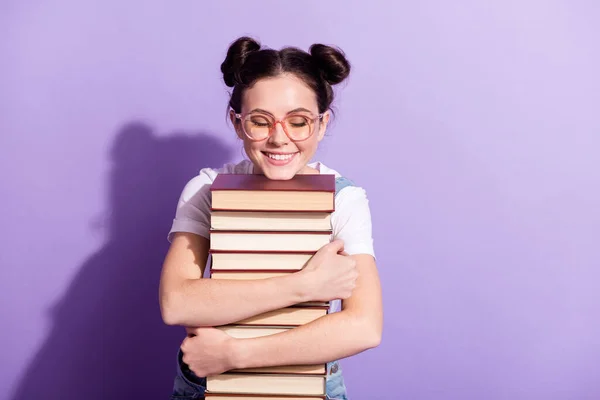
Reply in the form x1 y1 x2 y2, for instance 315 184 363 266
220 36 351 114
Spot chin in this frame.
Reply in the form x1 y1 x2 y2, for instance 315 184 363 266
254 153 303 180
261 166 298 180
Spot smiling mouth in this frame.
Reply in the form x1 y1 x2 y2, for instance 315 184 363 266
262 151 298 161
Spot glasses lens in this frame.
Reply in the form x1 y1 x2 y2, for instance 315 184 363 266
244 115 272 140
285 115 313 140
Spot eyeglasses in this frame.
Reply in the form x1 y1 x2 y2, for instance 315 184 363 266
234 112 324 142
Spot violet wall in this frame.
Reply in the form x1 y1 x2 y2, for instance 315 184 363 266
2 2 598 399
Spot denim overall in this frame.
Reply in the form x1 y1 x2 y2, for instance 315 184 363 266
170 176 355 400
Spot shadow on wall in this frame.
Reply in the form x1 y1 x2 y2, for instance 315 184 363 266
10 122 233 399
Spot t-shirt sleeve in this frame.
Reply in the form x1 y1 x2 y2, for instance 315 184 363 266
167 169 214 242
331 186 376 258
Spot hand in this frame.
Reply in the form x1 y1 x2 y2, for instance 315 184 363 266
297 239 358 302
180 327 237 377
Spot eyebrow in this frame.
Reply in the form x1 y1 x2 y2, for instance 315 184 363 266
249 107 314 115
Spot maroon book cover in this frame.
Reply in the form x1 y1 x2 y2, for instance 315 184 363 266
210 173 335 192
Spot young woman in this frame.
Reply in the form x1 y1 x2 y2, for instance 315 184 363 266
159 36 383 400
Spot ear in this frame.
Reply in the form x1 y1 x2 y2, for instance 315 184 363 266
316 110 331 142
229 110 245 140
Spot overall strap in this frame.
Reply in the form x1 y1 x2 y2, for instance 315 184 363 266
328 175 355 316
326 177 354 394
334 176 355 196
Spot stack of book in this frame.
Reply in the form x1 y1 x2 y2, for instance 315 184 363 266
204 173 336 400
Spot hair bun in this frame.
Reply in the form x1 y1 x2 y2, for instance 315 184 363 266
309 43 351 85
221 36 261 87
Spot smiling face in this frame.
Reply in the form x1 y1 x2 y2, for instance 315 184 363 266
230 73 330 180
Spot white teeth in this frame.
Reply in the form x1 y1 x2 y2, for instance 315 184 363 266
267 153 294 161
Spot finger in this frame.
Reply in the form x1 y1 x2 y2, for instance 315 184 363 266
326 239 345 253
180 337 189 351
185 326 198 337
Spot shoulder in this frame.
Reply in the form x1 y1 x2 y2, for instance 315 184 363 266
311 161 370 204
168 160 253 242
197 158 253 182
314 162 375 257
331 185 375 257
178 159 253 201
333 179 371 222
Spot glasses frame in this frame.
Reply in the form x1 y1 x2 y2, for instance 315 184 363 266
234 112 324 142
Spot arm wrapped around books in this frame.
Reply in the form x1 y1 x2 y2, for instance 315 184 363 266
180 253 383 378
159 232 312 327
159 233 365 328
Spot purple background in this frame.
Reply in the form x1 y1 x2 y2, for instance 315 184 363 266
2 2 599 399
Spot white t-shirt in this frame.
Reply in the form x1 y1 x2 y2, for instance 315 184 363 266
168 160 375 258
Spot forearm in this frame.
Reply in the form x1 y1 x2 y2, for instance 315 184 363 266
232 310 381 369
163 274 307 327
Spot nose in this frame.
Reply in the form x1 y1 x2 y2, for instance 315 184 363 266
268 121 289 146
